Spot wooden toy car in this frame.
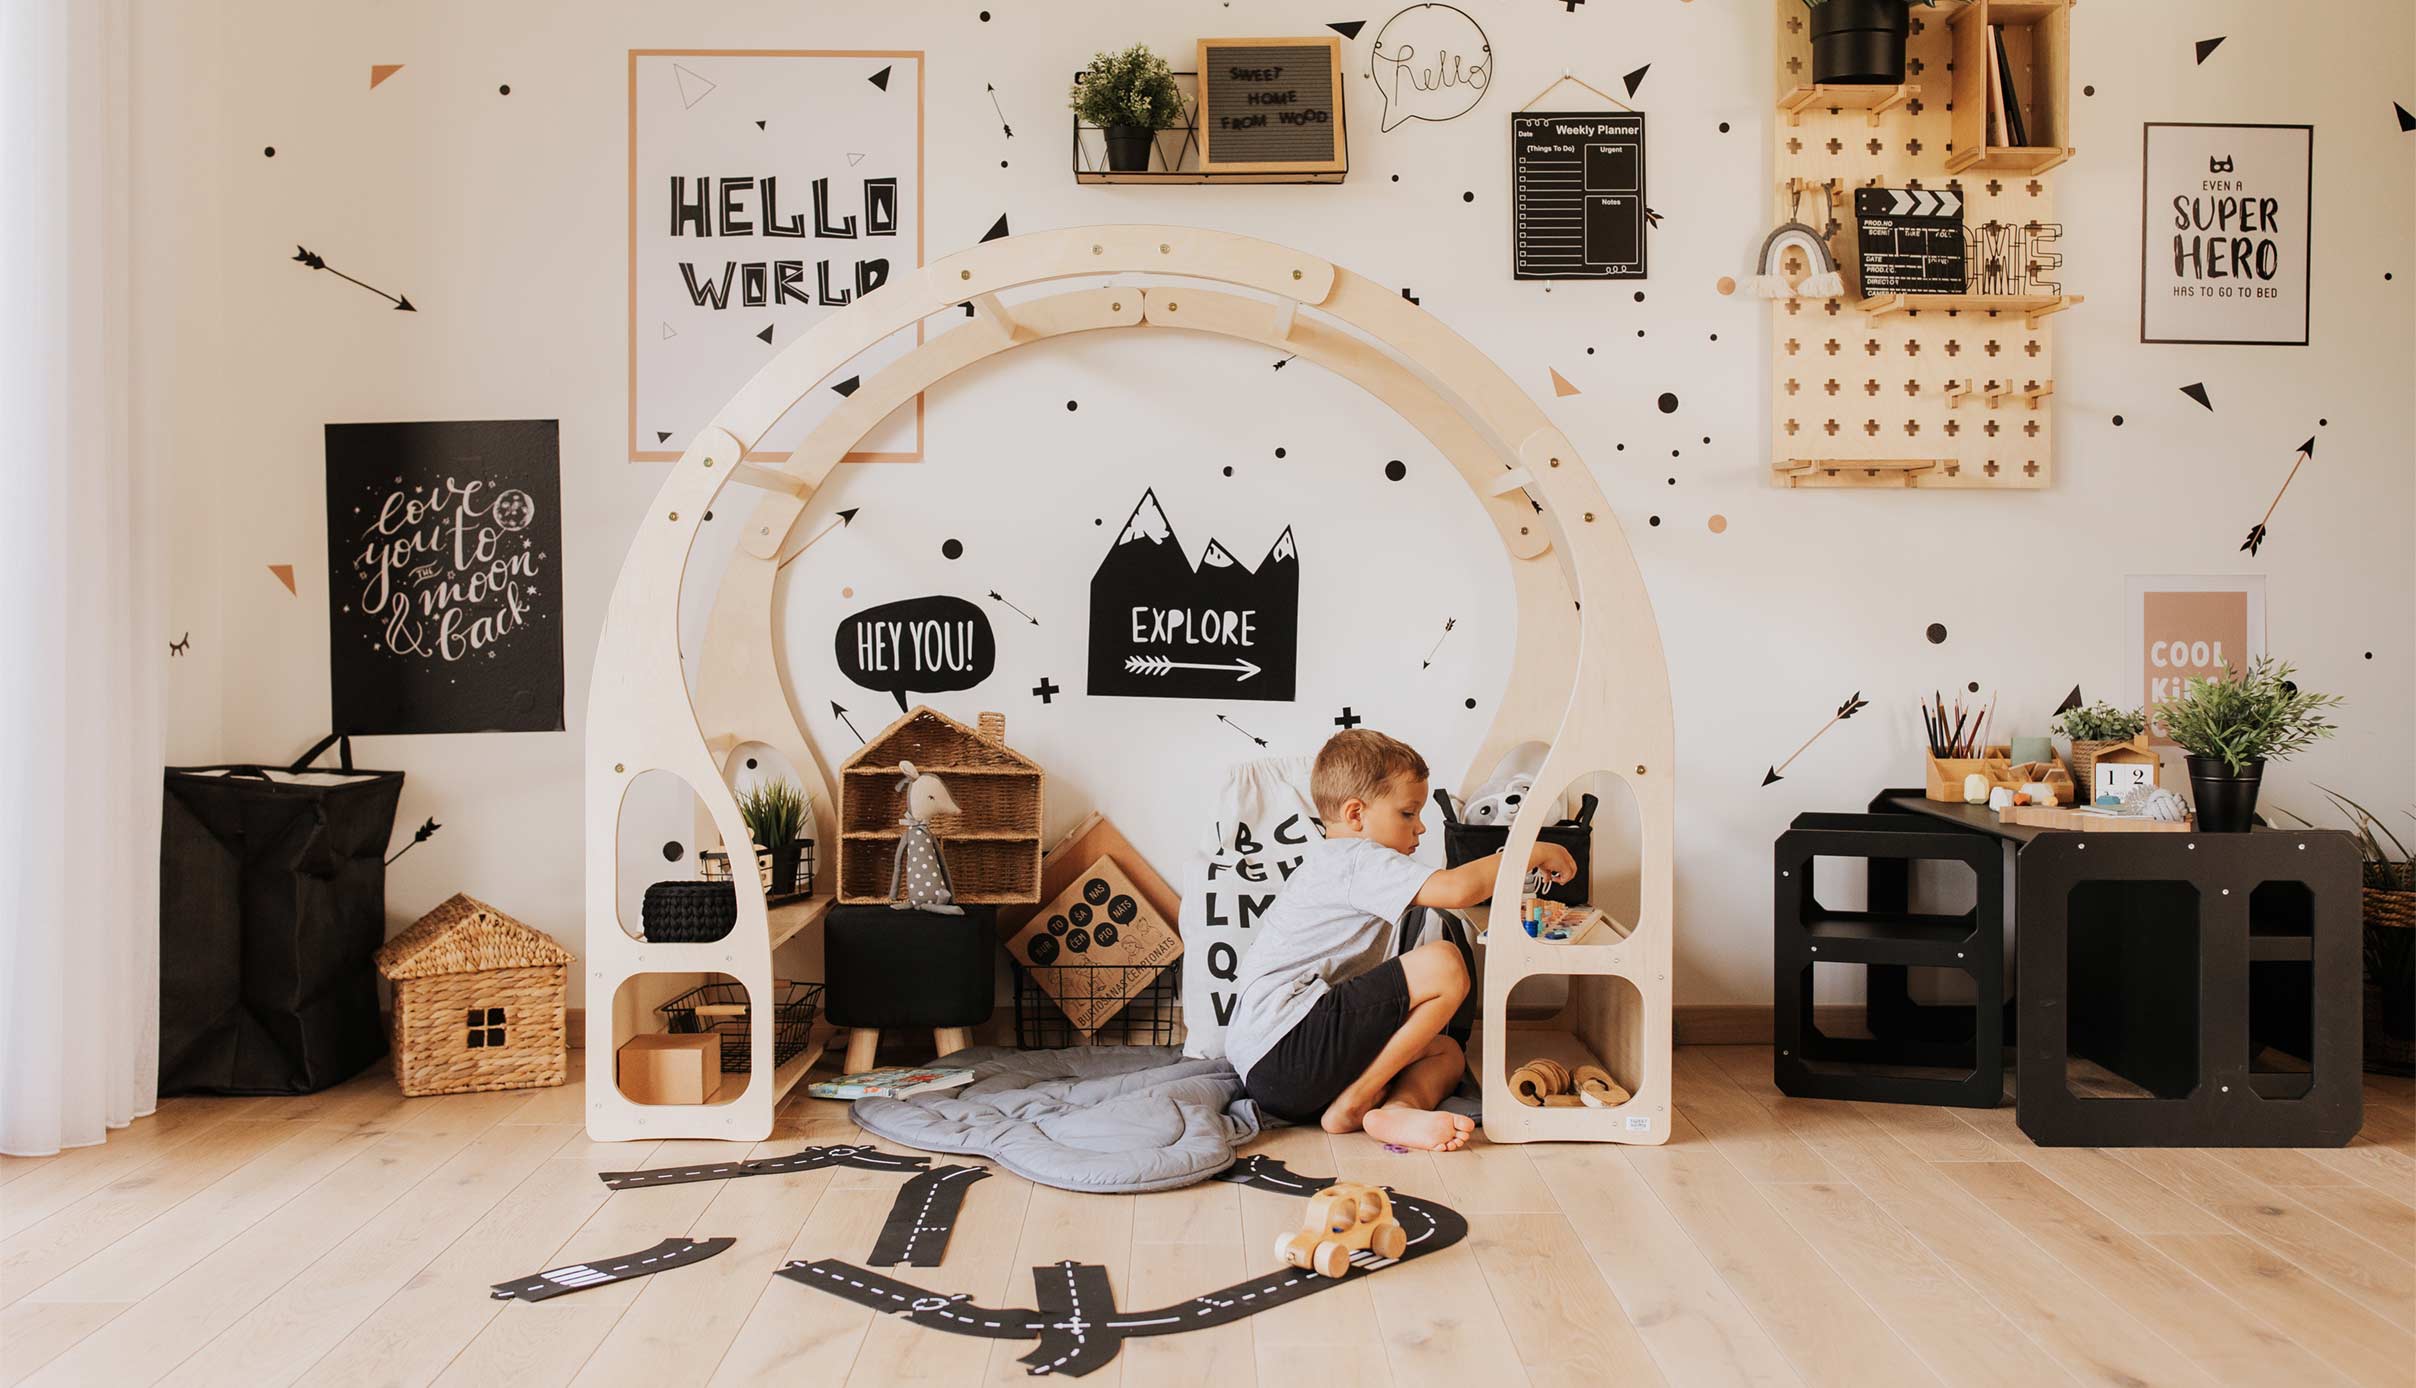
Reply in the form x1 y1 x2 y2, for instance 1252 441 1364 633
1273 1181 1408 1278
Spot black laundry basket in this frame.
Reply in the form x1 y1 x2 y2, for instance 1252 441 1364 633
158 734 402 1095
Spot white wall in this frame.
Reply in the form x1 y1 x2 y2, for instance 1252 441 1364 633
142 0 2415 1010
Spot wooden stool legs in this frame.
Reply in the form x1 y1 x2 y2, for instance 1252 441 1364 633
843 1025 971 1075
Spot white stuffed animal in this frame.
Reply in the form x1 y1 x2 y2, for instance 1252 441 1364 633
888 760 965 914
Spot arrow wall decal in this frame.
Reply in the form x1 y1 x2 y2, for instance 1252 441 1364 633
292 246 416 311
1217 713 1270 748
987 590 1039 626
1762 691 1868 786
2240 436 2314 556
1127 655 1262 682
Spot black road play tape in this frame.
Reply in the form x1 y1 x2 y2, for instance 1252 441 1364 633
489 1236 735 1302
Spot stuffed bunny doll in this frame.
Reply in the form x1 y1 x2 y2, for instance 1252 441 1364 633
888 760 965 914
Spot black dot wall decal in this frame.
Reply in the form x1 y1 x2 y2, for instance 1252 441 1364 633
941 539 963 560
980 9 991 18
2083 84 2095 96
499 84 511 95
1464 698 1477 709
1066 400 1078 410
1926 623 1948 644
1222 466 1234 476
1667 477 1676 485
1649 515 1662 526
746 758 760 769
263 146 276 157
1274 447 1287 458
1719 121 1731 133
1391 174 1400 182
1462 191 1474 202
1586 347 1596 354
662 841 684 862
1633 291 1646 303
2367 651 2375 659
1967 681 1980 693
2113 415 2125 426
2319 417 2328 426
1657 392 1679 413
1384 460 1407 481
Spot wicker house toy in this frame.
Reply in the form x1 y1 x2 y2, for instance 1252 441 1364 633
839 707 1044 905
375 893 573 1096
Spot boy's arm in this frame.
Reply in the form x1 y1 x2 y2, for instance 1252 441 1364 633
1411 842 1579 910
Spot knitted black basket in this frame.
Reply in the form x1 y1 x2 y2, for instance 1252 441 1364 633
641 880 738 943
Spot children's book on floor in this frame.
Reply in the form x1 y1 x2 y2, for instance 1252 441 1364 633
807 1063 977 1100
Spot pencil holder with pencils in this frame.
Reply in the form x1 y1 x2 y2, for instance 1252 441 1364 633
1924 748 2015 803
1920 692 2011 802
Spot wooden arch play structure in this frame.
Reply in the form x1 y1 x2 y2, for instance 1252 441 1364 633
584 225 1676 1145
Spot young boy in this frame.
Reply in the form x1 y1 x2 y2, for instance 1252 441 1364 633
1220 729 1577 1152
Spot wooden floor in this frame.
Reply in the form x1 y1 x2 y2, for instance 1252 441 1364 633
3 1046 2410 1387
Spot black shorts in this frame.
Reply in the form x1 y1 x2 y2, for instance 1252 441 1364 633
1242 957 1412 1124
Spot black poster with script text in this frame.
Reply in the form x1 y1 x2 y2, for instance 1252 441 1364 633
325 420 565 735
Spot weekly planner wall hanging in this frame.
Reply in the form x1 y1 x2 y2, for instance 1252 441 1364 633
325 420 564 735
1511 74 1645 281
628 49 924 462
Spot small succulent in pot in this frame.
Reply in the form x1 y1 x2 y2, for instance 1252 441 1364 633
1070 44 1185 172
2155 657 2343 831
1800 0 1939 86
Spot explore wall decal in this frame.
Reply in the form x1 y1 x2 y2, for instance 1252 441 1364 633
1086 490 1299 703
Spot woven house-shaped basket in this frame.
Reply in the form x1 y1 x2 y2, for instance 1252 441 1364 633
838 707 1044 905
374 893 574 1096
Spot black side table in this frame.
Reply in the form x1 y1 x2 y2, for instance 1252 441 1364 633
2016 830 2363 1147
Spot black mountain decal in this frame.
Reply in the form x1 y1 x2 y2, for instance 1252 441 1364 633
1086 489 1299 703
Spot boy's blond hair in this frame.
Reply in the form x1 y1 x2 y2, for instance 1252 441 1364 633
1310 729 1430 820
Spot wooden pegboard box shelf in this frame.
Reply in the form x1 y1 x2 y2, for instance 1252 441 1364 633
1854 292 2083 327
1945 0 2073 173
1942 145 2075 176
1773 458 1943 489
1778 83 1921 127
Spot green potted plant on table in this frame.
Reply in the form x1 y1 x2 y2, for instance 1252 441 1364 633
2052 700 2149 795
2155 657 2342 832
737 780 813 901
1071 43 1185 173
1801 0 1939 86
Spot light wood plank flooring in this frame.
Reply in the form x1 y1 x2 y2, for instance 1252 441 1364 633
3 1048 2409 1387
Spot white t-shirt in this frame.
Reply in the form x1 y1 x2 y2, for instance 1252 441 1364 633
1218 837 1436 1082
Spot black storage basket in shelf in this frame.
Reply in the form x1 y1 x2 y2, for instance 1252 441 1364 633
1441 792 1599 905
1013 960 1183 1050
640 880 738 943
657 980 823 1072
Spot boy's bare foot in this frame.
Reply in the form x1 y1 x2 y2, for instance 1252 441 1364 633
1361 1104 1476 1152
1319 1086 1380 1135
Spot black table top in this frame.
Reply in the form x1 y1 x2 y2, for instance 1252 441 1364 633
1873 790 2047 844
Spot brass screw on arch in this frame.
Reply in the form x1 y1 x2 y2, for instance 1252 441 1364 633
1636 764 1647 775
1092 244 1103 255
613 763 626 773
1584 512 1595 522
668 511 680 522
1549 457 1561 467
1159 243 1170 253
703 458 714 467
961 269 972 280
1292 269 1304 280
1111 301 1122 312
1165 301 1178 312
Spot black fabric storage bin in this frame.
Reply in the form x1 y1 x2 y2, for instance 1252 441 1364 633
159 757 402 1095
825 905 997 1030
1441 793 1598 905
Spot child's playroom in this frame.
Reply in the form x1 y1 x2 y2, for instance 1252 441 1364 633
4 0 2412 1383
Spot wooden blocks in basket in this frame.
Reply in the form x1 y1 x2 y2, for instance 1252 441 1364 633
837 706 1043 905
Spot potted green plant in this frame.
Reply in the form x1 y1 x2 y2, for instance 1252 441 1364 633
2275 789 2414 1075
737 780 813 900
2154 657 2342 832
1070 43 1184 173
1801 0 1939 86
2052 700 2148 795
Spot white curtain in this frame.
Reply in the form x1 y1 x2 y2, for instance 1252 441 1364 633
0 0 161 1156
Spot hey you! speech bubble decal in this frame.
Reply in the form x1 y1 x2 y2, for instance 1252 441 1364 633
835 596 997 712
1371 4 1491 132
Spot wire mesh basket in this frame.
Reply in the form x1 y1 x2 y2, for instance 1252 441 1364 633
1011 960 1182 1049
656 980 823 1072
698 837 815 902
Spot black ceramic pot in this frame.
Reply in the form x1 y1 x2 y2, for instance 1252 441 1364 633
2185 755 2264 832
768 839 807 900
1103 126 1155 172
1809 0 1914 85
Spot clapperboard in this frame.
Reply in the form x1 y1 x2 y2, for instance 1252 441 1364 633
1852 187 1967 294
1512 112 1647 280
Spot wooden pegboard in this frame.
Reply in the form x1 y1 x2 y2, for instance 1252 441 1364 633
1769 0 2078 490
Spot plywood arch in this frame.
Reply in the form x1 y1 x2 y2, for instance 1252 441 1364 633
587 225 1673 1146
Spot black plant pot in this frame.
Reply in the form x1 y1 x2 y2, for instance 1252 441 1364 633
2185 755 2264 832
1809 0 1914 85
1103 126 1155 173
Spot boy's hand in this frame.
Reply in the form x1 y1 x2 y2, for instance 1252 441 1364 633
1528 842 1578 885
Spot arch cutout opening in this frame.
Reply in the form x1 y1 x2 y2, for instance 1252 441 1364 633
614 768 735 942
1499 972 1647 1108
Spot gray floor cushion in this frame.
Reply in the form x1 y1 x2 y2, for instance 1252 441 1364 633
847 1045 1264 1193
